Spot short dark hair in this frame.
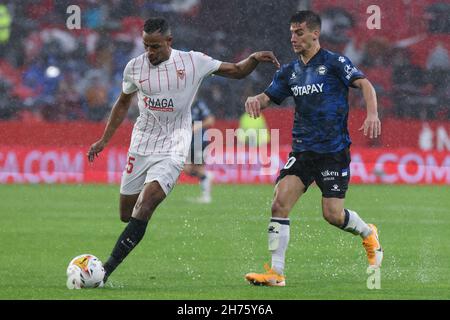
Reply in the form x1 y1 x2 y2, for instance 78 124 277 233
290 10 321 31
144 17 171 35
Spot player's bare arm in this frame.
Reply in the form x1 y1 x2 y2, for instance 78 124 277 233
214 51 280 79
245 92 272 119
87 92 135 162
353 78 381 139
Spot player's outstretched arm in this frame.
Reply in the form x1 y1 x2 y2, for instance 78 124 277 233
353 78 381 139
87 92 135 162
245 93 272 119
214 51 280 79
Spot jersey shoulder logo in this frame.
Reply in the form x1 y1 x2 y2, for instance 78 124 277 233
338 56 346 63
344 64 359 80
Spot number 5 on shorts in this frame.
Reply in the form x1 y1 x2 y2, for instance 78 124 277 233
126 156 135 174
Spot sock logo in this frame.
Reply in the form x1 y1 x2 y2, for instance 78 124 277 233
268 226 279 234
121 237 136 249
366 267 381 289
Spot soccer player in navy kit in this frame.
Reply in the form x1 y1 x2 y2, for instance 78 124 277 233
184 99 215 203
245 11 383 286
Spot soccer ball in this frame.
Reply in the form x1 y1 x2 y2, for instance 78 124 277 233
66 254 105 289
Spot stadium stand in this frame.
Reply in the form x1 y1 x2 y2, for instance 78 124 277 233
0 0 448 122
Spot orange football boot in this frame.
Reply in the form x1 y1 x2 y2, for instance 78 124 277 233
363 224 383 267
245 263 286 287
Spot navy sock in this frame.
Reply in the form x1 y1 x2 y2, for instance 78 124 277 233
103 217 148 280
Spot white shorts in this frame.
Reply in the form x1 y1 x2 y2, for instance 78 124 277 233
120 153 185 196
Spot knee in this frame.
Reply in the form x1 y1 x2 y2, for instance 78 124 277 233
184 165 194 176
119 203 133 223
133 200 157 220
119 211 131 223
271 199 290 218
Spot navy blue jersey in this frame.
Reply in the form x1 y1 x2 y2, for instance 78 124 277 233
191 99 211 122
264 48 365 153
191 99 212 143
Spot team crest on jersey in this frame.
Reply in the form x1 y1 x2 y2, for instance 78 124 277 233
317 65 327 75
177 69 185 80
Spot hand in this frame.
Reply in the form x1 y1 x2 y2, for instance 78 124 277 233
245 96 262 119
251 51 280 69
192 121 203 134
359 113 381 139
87 140 106 163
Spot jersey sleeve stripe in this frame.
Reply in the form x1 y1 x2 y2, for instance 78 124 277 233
168 115 177 153
161 117 169 153
143 115 156 154
179 52 187 88
349 75 366 87
180 114 185 154
147 59 152 93
152 116 163 153
164 64 170 91
157 68 161 91
132 57 137 81
188 52 196 85
137 114 151 154
139 56 145 91
173 58 179 89
264 90 283 105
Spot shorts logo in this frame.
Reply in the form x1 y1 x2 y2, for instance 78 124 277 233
331 184 341 192
321 170 339 177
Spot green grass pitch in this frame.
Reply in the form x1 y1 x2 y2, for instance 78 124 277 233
0 183 449 300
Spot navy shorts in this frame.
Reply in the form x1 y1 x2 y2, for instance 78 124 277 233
276 148 351 198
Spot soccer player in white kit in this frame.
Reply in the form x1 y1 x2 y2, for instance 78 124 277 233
87 17 280 284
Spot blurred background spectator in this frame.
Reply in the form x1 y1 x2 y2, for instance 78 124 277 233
0 0 448 122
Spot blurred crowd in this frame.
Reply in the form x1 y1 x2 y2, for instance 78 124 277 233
0 0 449 122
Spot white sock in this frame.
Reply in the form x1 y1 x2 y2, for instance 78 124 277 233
200 172 212 197
341 209 372 238
268 218 290 275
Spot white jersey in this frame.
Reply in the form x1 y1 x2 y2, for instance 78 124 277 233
122 49 222 157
